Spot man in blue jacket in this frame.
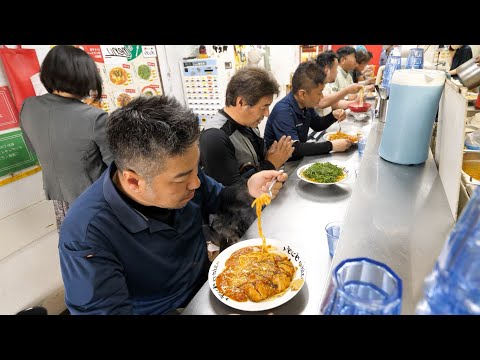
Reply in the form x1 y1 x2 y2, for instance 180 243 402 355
264 60 352 161
58 95 287 315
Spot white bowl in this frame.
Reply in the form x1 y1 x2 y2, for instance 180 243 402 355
352 112 368 121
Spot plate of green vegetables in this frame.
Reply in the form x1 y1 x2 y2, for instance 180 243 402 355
296 161 351 185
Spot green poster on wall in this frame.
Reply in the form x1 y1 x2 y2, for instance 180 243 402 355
126 45 142 61
0 129 38 177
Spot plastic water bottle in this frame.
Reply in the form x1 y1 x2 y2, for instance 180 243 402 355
416 187 480 315
381 47 402 97
405 48 424 69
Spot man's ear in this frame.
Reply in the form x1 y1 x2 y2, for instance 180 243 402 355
121 169 145 193
236 96 247 107
297 89 306 100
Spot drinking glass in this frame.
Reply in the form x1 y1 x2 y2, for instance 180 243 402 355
325 221 342 258
321 258 402 315
358 136 367 155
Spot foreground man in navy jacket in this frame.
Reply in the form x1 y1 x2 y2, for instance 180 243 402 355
58 95 288 315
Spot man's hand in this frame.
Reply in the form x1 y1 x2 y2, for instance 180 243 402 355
363 64 375 77
475 55 480 65
331 139 353 152
344 83 364 95
247 170 289 199
332 109 347 121
265 135 295 169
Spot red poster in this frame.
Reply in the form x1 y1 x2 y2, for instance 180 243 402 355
79 45 104 63
0 86 19 131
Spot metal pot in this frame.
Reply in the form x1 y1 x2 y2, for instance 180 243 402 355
462 152 480 185
456 58 480 90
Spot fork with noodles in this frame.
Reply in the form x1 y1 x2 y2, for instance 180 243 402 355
357 86 365 106
251 169 285 251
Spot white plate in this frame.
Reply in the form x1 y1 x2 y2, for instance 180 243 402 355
365 92 377 99
209 238 307 311
323 131 359 143
297 161 351 185
466 92 477 102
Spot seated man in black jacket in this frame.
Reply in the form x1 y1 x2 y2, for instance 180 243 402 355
199 67 294 250
264 60 352 161
200 67 294 186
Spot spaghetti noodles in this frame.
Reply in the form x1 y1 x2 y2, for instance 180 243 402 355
216 245 295 302
358 87 365 106
214 181 297 303
251 193 271 251
328 131 359 142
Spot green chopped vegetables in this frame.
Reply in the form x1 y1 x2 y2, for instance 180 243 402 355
302 162 345 183
137 64 151 80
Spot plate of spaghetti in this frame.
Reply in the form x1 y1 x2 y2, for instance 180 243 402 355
323 131 359 143
208 191 306 311
297 161 351 185
209 238 307 311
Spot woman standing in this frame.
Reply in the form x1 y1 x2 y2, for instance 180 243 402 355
20 45 113 232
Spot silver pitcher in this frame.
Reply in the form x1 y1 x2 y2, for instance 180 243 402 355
457 58 480 90
376 86 389 122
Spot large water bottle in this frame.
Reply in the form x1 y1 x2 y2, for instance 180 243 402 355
378 69 445 165
405 48 424 69
381 47 402 96
416 187 480 315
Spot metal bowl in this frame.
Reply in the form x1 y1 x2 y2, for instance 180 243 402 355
462 152 480 184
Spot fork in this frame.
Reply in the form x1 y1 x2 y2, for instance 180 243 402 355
267 169 285 197
337 110 345 133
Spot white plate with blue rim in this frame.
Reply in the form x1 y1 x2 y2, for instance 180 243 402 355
209 238 307 311
297 161 352 186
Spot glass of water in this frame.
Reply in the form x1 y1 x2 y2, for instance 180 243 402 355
321 257 402 315
325 221 342 258
358 136 367 155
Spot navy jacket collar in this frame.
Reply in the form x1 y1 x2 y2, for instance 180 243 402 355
286 92 304 116
103 162 174 234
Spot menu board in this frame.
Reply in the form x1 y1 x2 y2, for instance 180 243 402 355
80 45 163 113
0 129 38 178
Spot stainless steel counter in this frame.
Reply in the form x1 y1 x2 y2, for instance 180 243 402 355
183 112 374 315
183 105 455 315
320 117 455 315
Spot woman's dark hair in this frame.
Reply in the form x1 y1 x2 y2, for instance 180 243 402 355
225 67 280 106
336 46 356 61
40 45 102 100
106 95 200 182
291 60 326 94
316 50 338 69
